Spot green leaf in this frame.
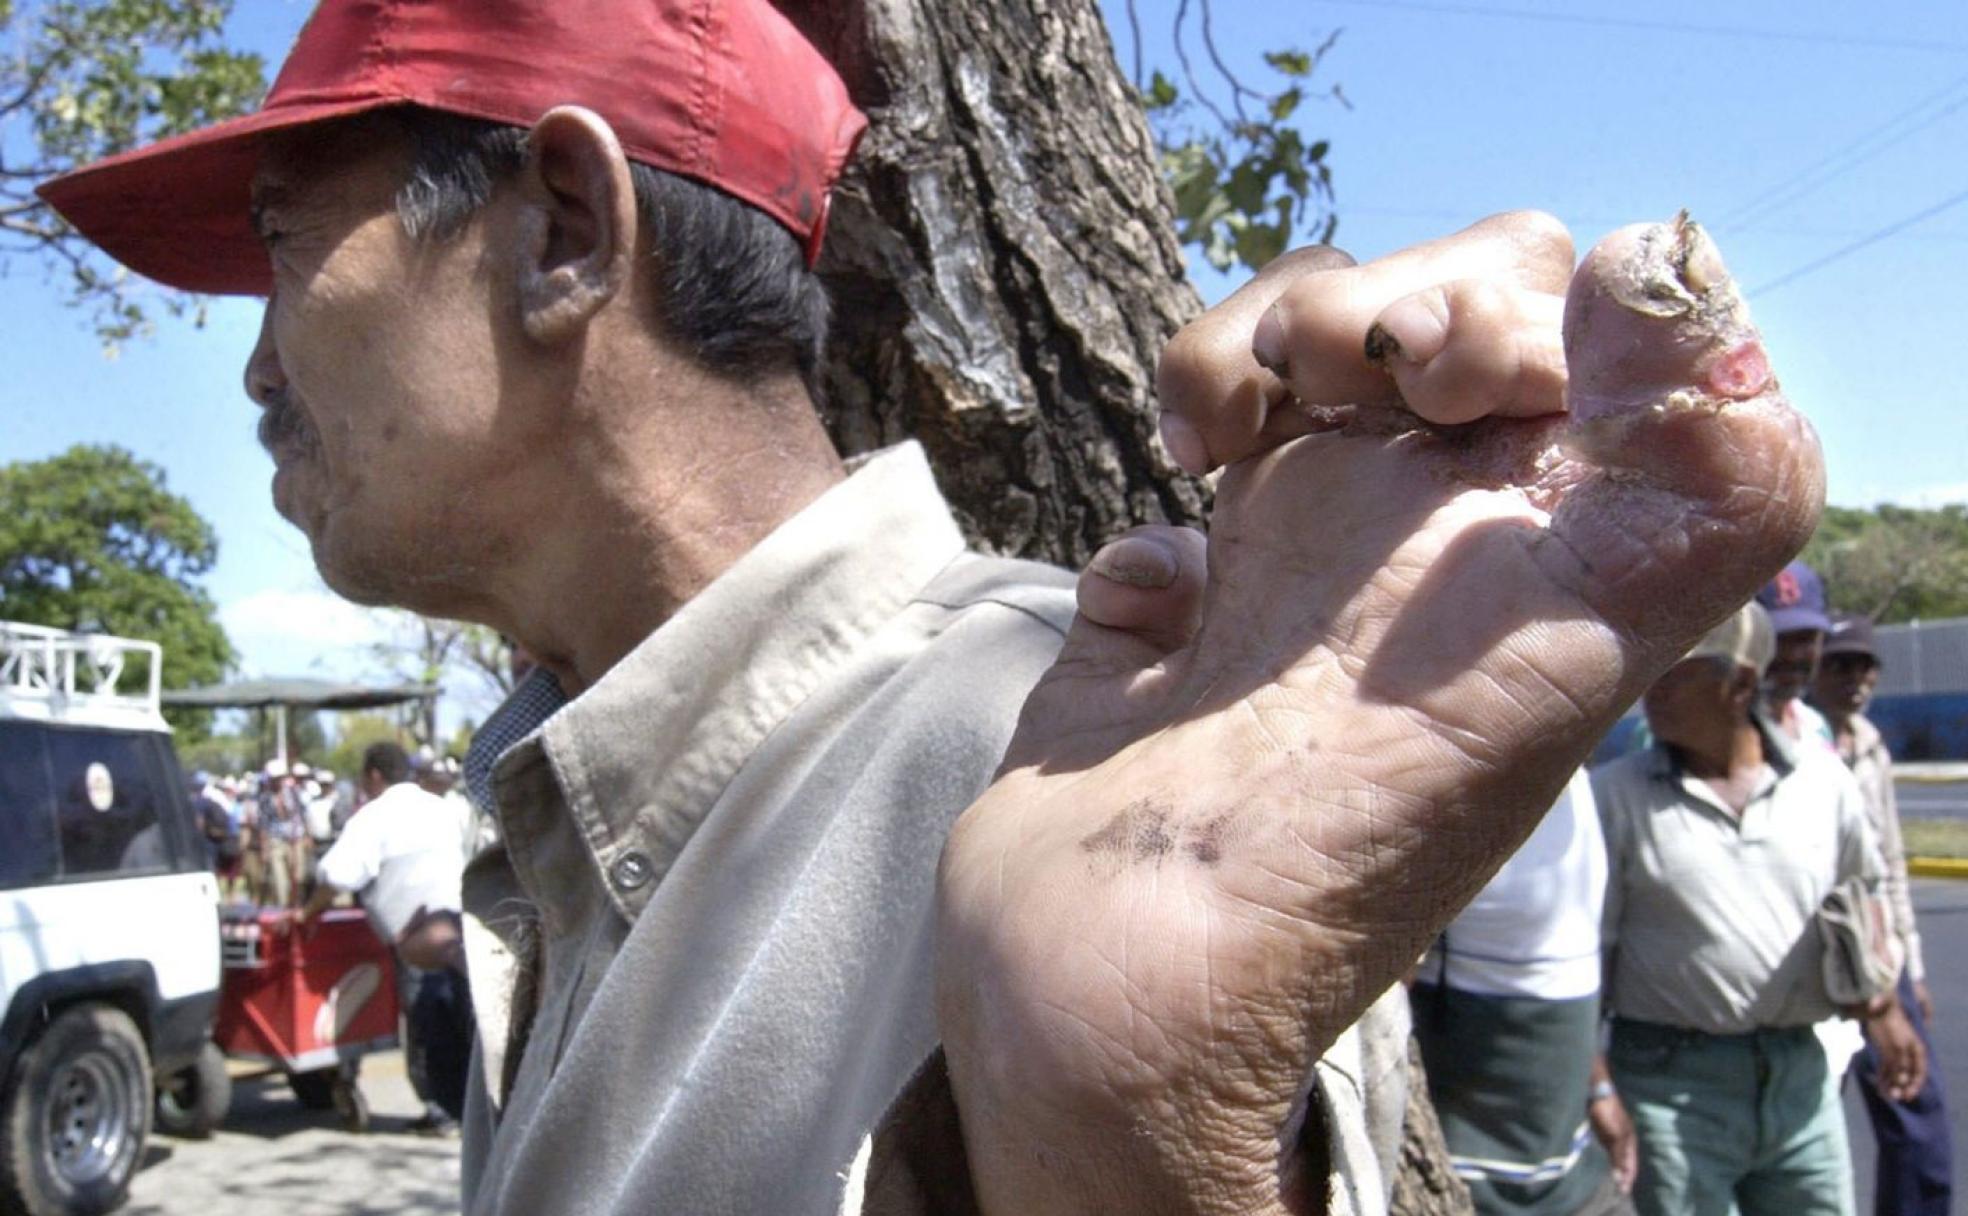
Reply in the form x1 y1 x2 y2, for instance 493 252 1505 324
1282 159 1310 197
1268 87 1301 122
1147 69 1178 110
1224 160 1268 215
1203 226 1236 271
1308 139 1329 162
1163 142 1221 219
1262 49 1313 77
1234 220 1288 270
1192 187 1234 232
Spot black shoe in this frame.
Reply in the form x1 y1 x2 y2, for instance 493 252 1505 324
407 1111 459 1137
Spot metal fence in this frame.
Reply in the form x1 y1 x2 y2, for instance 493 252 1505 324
1875 617 1968 696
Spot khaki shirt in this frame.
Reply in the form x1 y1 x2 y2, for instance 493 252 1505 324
458 444 1403 1216
1835 711 1923 982
1594 728 1886 1035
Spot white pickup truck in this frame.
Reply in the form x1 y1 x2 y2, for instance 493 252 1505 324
0 623 226 1215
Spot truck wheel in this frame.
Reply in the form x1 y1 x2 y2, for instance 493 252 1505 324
153 1042 231 1139
0 1004 152 1216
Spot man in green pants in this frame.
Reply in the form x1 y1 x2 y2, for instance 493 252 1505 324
1594 602 1920 1214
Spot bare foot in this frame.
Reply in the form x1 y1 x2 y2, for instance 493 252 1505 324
935 213 1822 1214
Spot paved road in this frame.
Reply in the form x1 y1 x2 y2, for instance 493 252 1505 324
125 1050 460 1216
1899 777 1968 821
1845 877 1968 1208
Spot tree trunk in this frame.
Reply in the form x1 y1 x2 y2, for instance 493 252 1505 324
784 0 1207 567
777 0 1469 1205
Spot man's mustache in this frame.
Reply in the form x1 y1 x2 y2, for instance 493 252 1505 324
257 389 318 457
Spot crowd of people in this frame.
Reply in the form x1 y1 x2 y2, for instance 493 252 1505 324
186 741 477 1135
186 747 466 907
1418 559 1950 1216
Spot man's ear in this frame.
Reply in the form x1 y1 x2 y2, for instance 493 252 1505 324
1729 666 1762 711
514 106 638 345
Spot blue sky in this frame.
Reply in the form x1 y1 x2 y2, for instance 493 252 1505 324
3 0 1964 719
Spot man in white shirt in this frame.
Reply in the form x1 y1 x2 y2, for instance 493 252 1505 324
1413 772 1636 1215
301 742 474 1131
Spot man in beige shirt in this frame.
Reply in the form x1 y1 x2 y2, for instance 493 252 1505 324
40 1 1826 1211
1594 603 1920 1215
1812 613 1953 1216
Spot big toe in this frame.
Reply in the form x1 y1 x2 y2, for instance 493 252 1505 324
1547 215 1824 658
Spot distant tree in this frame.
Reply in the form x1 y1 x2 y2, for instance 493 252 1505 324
366 610 512 745
454 623 516 698
323 710 414 780
268 704 327 764
172 712 341 774
0 443 234 736
176 725 254 775
1803 504 1968 623
441 717 478 762
1 0 265 348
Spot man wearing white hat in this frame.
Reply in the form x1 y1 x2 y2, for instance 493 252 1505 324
1593 603 1920 1215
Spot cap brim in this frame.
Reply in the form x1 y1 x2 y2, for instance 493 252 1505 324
36 96 400 297
1822 638 1877 659
1766 607 1832 635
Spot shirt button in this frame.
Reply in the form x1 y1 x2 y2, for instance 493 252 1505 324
610 851 654 892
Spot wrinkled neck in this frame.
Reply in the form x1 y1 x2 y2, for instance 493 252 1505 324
486 376 846 692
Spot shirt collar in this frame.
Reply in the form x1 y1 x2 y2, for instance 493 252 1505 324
465 669 568 815
1646 711 1795 824
476 441 968 921
1751 705 1799 774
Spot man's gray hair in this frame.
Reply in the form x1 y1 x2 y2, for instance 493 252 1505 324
388 107 831 403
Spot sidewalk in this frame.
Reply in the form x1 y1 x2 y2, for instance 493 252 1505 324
124 1049 461 1216
1899 761 1968 783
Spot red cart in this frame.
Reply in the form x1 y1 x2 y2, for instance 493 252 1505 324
214 906 400 1131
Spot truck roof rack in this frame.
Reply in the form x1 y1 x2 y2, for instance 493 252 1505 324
0 621 166 729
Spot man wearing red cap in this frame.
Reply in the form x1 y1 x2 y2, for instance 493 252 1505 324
40 3 1826 1213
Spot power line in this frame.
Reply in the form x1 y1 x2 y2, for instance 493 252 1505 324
1750 185 1968 296
1720 77 1968 230
1313 0 1968 55
1340 202 1968 243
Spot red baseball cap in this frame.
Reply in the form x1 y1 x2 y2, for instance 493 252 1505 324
37 0 866 294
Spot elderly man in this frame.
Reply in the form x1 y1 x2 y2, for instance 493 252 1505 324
39 2 1823 1212
1812 614 1954 1216
1593 603 1919 1215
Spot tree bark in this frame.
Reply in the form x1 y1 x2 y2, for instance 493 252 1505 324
777 1 1469 1205
783 0 1207 567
